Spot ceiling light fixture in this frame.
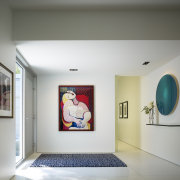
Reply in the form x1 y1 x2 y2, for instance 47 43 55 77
142 61 150 65
69 68 78 71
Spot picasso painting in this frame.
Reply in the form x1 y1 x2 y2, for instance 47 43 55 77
0 63 13 118
59 86 94 131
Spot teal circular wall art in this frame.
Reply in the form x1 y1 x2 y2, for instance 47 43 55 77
156 74 178 115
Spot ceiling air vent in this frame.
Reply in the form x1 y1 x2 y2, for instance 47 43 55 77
69 69 78 71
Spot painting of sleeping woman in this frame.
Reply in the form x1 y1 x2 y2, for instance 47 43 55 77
59 85 94 131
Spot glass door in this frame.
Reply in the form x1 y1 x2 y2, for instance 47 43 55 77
16 62 24 164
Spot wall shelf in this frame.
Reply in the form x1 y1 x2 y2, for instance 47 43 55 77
146 124 180 127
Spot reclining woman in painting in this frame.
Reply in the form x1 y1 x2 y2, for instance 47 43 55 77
62 90 91 130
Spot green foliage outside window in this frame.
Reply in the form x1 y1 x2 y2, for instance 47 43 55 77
16 65 21 74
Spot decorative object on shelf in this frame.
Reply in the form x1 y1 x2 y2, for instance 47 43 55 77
146 124 180 127
123 101 128 118
59 85 94 131
156 74 179 115
119 102 123 118
142 101 155 124
0 63 13 118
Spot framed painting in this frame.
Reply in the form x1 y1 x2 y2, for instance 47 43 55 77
119 103 123 118
123 101 128 118
0 63 13 118
59 85 94 131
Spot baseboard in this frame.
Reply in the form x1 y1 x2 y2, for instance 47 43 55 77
10 175 15 180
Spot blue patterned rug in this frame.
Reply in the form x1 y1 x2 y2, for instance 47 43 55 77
31 154 127 167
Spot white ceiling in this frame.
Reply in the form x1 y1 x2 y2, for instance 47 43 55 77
17 40 180 76
9 0 180 10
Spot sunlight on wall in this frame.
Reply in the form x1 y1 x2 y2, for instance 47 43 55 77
115 76 141 151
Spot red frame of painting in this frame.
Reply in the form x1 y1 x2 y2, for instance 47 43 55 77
59 85 94 131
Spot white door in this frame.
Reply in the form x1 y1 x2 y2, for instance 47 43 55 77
25 70 34 157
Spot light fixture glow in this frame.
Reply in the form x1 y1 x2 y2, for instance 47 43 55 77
69 69 78 71
142 61 150 65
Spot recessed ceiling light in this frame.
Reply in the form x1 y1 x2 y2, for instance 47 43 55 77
69 68 78 71
142 61 150 65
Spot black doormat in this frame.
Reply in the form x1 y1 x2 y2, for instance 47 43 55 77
31 154 127 167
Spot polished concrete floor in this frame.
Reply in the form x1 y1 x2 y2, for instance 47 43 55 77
12 141 180 180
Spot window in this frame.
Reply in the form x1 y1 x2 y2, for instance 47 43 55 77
16 62 24 164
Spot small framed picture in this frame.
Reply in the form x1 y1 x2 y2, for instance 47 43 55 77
123 101 128 118
119 103 123 118
0 63 14 118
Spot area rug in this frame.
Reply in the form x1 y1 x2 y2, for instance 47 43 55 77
31 154 127 167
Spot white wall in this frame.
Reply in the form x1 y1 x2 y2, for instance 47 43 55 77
140 56 180 165
37 73 115 152
115 76 141 148
13 10 180 40
0 0 16 179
